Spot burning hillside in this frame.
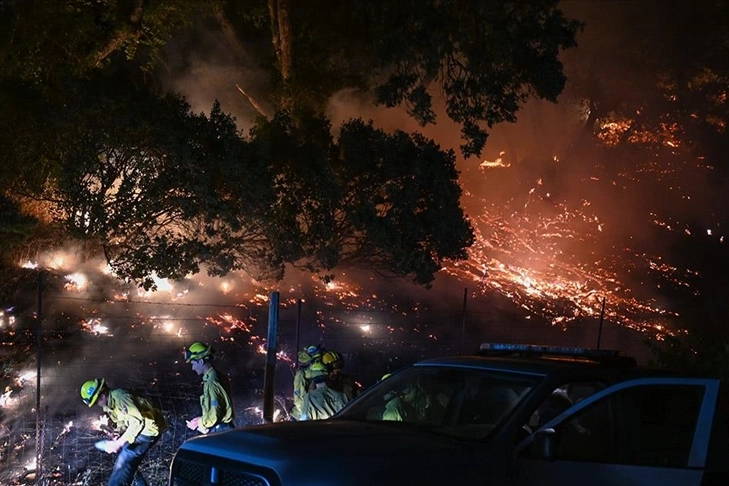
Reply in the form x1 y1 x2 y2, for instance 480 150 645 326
0 131 710 480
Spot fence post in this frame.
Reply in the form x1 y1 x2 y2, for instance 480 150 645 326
36 270 43 484
263 292 280 423
460 287 468 353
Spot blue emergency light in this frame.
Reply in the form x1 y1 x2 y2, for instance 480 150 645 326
479 342 623 358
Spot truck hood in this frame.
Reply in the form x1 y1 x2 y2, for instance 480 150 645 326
178 419 496 484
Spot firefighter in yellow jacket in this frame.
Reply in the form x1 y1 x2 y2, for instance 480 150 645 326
80 378 167 486
300 362 350 420
291 344 324 420
322 350 359 400
184 341 236 433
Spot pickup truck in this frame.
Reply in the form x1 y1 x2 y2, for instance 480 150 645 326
168 343 729 486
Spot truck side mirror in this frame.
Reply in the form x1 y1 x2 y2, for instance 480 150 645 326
532 428 556 460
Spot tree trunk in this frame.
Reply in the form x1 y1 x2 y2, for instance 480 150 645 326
213 3 253 65
268 0 292 83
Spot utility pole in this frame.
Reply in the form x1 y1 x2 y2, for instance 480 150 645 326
263 292 280 423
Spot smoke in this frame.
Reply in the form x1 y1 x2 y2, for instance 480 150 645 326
159 20 272 130
150 1 709 337
5 0 719 427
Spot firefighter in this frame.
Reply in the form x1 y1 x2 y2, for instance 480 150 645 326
291 344 324 420
80 378 167 486
382 379 429 422
322 350 358 400
300 362 350 420
184 341 236 434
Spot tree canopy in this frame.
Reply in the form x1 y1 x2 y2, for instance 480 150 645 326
0 0 581 289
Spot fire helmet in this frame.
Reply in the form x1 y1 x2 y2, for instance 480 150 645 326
80 378 105 407
305 344 324 362
185 341 213 363
322 350 344 370
298 350 313 365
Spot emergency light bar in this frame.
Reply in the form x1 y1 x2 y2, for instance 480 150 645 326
479 342 624 359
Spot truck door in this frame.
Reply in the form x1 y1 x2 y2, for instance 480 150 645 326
514 377 720 486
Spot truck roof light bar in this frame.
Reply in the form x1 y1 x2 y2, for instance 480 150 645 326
478 342 631 361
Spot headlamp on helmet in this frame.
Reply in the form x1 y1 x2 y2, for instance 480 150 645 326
305 344 324 362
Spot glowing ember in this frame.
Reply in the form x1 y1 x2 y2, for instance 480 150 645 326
81 318 111 335
64 272 88 291
481 151 510 168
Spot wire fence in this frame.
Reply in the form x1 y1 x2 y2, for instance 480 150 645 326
0 289 654 485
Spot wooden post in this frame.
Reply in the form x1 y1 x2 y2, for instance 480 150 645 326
294 299 302 367
461 288 468 352
597 297 606 349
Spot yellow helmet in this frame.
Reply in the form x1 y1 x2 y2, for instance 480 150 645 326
298 350 313 365
322 350 343 370
185 342 213 362
80 378 105 407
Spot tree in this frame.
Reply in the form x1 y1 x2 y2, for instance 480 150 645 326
1 0 581 156
32 77 281 289
645 330 729 381
0 0 581 287
249 112 474 286
0 0 203 83
239 0 583 157
1 75 471 289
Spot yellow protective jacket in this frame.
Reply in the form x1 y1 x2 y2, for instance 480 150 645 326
382 395 422 421
300 384 349 421
200 367 235 429
291 368 310 420
328 371 358 400
103 389 167 444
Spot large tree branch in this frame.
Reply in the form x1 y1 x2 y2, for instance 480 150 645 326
212 3 253 65
236 84 271 119
91 0 146 68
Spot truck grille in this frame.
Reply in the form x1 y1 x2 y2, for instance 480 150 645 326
170 450 278 486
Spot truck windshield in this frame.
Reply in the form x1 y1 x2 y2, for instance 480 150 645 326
337 366 540 439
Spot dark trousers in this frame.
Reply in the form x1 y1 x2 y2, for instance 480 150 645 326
209 422 234 433
108 434 159 486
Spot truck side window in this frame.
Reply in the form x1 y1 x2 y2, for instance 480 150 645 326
550 384 705 468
